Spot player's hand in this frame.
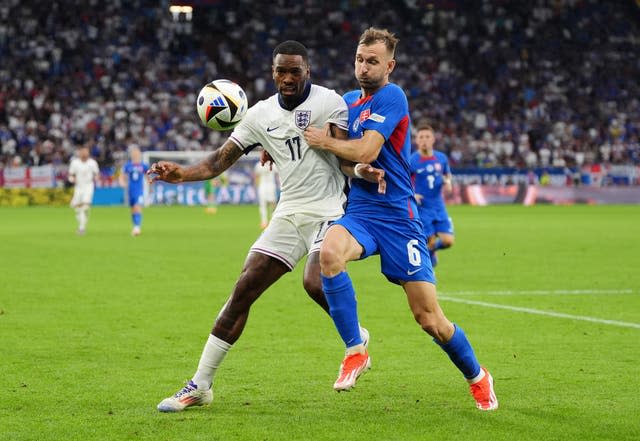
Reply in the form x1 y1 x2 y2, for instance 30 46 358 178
303 126 329 150
355 163 386 194
147 161 184 183
444 181 453 194
260 150 274 170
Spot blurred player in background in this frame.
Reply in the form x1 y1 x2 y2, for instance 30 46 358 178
203 173 227 214
119 146 149 236
254 159 279 228
68 145 99 235
304 27 497 410
148 40 373 413
409 122 454 267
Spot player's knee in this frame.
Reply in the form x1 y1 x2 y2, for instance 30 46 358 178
319 246 344 276
302 275 322 298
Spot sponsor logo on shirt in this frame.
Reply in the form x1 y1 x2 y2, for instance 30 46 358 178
368 113 386 123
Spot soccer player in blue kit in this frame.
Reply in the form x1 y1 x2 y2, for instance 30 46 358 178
409 122 455 267
304 27 498 410
119 146 149 236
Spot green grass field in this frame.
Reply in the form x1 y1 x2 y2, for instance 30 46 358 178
1 204 639 441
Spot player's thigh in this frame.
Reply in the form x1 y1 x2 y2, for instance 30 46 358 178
71 187 92 207
322 223 366 263
329 215 376 262
130 193 144 209
434 215 454 236
238 251 290 292
419 212 436 238
304 251 320 275
375 219 435 284
296 215 340 289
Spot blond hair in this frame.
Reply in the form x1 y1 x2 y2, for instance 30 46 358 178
358 27 398 57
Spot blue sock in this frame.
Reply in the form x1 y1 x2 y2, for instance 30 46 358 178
322 272 362 348
434 324 481 379
132 213 142 227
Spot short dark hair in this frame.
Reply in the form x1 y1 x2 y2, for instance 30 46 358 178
359 27 399 57
416 120 435 132
272 40 309 64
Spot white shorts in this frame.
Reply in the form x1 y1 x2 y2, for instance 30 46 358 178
250 212 340 270
70 186 94 207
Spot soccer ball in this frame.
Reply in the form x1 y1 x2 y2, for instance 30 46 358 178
196 80 248 131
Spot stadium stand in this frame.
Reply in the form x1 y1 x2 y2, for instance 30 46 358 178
0 0 638 183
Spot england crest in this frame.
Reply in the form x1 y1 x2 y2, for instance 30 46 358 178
295 110 311 129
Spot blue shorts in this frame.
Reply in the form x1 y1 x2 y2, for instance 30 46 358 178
128 193 144 207
333 214 435 285
419 208 454 238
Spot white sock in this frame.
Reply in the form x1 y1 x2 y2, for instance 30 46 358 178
467 368 486 385
75 207 88 229
79 207 89 230
191 334 231 389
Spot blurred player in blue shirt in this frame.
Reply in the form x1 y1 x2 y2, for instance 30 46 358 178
304 27 497 410
119 146 149 236
409 122 455 267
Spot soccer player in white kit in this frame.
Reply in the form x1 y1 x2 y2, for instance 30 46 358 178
148 41 379 412
68 146 100 235
254 160 278 229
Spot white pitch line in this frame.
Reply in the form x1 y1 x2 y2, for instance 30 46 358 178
442 289 634 296
439 296 640 329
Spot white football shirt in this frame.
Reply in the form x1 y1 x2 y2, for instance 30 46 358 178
69 157 100 189
230 84 348 217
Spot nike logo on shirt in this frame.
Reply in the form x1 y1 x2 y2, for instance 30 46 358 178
266 126 279 132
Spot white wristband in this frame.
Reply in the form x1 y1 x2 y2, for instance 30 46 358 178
354 163 364 179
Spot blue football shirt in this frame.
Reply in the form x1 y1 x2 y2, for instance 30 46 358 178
343 83 417 219
409 149 450 215
123 161 149 196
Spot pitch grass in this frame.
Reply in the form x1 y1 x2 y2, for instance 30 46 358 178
1 204 639 441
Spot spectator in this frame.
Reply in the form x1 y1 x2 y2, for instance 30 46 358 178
0 0 638 181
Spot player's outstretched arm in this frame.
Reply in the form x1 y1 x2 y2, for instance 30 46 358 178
304 125 384 164
147 140 243 184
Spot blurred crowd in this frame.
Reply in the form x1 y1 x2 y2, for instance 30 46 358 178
1 0 639 181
